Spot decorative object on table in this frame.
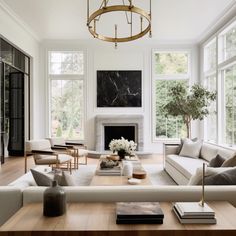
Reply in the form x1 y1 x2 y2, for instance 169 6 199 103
173 164 216 224
116 202 164 224
97 71 142 107
109 137 137 159
122 161 133 177
162 83 216 138
96 161 121 176
124 155 139 161
173 202 216 224
199 163 206 207
128 178 141 185
132 170 147 179
87 1 152 48
43 180 66 217
106 154 120 161
100 159 119 169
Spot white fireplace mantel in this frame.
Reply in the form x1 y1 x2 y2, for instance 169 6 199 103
95 115 144 152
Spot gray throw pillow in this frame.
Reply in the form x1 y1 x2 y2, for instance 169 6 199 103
205 167 236 185
179 139 202 159
59 171 77 186
222 155 236 167
30 169 53 186
177 137 198 154
209 154 225 167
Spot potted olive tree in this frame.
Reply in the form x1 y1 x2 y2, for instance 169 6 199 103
162 83 216 138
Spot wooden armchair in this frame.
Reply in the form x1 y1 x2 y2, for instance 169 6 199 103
48 137 88 169
26 139 73 174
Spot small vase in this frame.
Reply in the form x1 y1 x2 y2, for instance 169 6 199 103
43 180 66 217
122 161 133 177
117 150 126 159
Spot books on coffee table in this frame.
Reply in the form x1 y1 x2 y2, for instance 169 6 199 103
116 202 164 224
173 202 216 224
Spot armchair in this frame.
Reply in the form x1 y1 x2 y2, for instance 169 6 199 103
26 139 73 174
48 137 88 169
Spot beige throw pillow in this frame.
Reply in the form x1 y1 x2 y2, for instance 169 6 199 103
188 167 233 185
179 138 202 159
221 155 236 167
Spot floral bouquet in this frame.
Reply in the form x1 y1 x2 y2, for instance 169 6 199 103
109 137 137 158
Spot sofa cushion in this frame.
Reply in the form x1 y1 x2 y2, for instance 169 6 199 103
222 155 236 167
30 169 52 186
205 167 236 185
166 155 207 179
209 154 225 167
177 137 198 154
200 143 218 162
179 139 202 159
188 167 232 185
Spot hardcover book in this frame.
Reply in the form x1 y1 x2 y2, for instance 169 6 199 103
116 202 164 222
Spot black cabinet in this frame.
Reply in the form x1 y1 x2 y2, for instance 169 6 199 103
0 38 30 162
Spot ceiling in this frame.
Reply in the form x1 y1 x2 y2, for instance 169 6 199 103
1 0 236 42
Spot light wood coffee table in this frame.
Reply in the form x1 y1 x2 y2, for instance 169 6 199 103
90 156 151 186
1 202 236 236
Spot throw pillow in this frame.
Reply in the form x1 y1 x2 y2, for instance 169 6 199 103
177 137 198 154
221 155 236 167
59 171 77 186
188 167 233 185
205 167 236 185
179 139 202 159
30 169 53 186
209 154 225 167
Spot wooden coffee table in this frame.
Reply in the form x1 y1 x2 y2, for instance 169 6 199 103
90 156 151 186
1 202 236 236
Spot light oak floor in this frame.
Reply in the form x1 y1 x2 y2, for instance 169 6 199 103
0 154 163 186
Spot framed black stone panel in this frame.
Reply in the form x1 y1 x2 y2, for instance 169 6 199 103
97 70 142 107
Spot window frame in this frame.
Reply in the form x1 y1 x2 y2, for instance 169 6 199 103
152 49 191 142
202 17 236 146
47 50 86 141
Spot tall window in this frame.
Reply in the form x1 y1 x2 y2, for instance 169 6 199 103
49 51 84 140
153 51 190 139
203 39 217 142
203 19 236 146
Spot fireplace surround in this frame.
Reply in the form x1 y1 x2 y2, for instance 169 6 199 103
95 115 144 152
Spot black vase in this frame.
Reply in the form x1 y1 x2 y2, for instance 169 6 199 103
43 180 66 217
118 150 126 159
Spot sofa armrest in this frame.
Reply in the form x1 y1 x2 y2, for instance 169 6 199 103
164 143 180 156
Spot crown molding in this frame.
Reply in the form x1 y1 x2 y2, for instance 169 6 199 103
197 0 236 45
0 0 40 42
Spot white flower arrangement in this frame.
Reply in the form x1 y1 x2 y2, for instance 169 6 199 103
109 137 137 155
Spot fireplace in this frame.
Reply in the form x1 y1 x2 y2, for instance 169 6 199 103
95 115 144 152
104 125 137 150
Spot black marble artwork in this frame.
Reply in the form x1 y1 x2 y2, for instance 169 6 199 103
97 70 142 107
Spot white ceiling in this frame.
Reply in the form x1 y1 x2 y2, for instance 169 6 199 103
1 0 236 42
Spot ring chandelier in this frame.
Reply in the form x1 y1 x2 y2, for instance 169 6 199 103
87 0 152 48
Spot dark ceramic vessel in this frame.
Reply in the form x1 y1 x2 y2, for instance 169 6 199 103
43 180 66 217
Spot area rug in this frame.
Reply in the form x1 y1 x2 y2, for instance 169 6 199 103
71 164 177 186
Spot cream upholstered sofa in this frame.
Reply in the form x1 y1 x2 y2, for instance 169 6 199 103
164 142 236 185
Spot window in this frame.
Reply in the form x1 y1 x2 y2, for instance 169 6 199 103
203 39 217 142
153 51 190 139
203 19 236 146
223 64 236 145
48 51 84 140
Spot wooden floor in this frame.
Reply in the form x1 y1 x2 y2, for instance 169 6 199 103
0 154 163 186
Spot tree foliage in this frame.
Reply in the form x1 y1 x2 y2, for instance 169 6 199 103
162 83 217 138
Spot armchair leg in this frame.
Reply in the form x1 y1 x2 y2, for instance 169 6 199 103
70 161 72 175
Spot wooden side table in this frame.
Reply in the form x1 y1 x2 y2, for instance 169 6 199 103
1 202 235 236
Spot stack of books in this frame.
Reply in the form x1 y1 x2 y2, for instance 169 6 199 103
173 202 216 224
116 202 164 224
96 165 121 176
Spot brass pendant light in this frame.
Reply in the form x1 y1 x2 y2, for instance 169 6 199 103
87 0 152 48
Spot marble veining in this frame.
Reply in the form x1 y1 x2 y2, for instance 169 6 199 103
97 71 142 107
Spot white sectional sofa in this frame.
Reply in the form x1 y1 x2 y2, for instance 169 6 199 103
1 141 236 227
164 142 236 185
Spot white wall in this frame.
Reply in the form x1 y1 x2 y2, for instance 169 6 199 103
0 1 42 139
42 39 199 154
